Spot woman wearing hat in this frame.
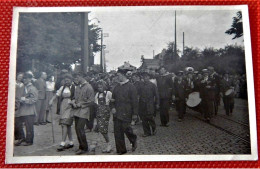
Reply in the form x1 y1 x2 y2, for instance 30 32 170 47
49 73 75 151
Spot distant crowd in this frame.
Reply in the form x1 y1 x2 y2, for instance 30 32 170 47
14 66 247 155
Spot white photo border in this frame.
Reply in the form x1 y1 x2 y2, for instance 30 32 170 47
5 5 258 164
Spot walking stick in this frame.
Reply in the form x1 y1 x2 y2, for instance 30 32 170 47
49 105 55 143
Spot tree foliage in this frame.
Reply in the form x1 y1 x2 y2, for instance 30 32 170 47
225 11 243 40
161 44 245 75
17 12 101 72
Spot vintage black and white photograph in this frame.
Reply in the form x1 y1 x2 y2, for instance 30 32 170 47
6 6 257 163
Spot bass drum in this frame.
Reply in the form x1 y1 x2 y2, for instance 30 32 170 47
186 92 202 113
225 89 234 96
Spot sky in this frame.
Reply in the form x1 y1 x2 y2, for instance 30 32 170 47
88 8 244 71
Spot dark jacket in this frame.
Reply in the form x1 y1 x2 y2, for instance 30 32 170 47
111 80 138 122
34 78 46 100
200 76 216 100
139 81 159 115
156 75 174 99
174 78 188 100
220 78 234 94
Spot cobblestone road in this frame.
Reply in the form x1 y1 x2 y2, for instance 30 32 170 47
13 98 251 156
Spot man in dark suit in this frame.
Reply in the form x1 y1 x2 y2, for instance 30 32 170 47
173 71 188 122
139 72 159 136
34 72 47 125
208 66 221 115
156 67 174 127
200 69 216 122
111 69 138 155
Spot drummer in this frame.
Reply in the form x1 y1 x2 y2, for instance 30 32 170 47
220 71 235 116
173 71 188 122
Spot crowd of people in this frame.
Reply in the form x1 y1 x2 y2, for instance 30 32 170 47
14 65 247 155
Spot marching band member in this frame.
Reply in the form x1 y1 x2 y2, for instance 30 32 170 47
200 69 216 122
185 69 194 94
173 71 188 122
208 66 221 115
220 71 235 116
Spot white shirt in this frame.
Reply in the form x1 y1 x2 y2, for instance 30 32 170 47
46 81 55 92
94 91 112 106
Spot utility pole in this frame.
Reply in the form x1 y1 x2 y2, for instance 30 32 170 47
81 12 90 74
153 50 155 58
183 32 185 56
100 29 103 72
174 10 177 60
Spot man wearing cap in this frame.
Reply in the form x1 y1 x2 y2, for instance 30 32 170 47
173 71 188 122
139 72 159 136
156 67 174 127
220 72 235 116
15 72 38 146
200 69 216 122
72 72 95 155
34 72 47 125
110 69 138 155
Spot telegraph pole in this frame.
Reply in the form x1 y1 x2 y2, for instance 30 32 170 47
183 32 185 56
81 12 90 73
100 29 103 72
174 10 177 60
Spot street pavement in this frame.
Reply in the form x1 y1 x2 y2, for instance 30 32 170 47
13 98 251 156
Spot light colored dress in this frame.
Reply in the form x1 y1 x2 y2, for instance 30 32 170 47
56 86 73 125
